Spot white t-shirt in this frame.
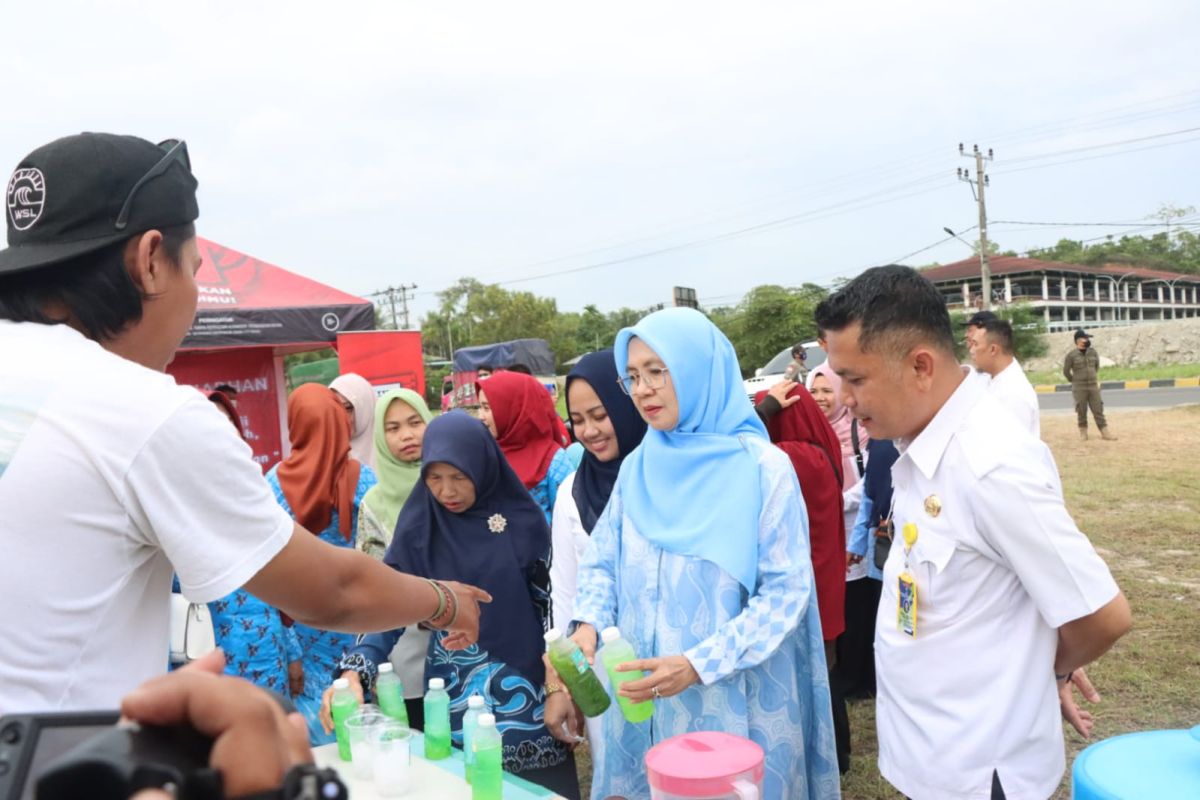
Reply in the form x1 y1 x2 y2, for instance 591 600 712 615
875 371 1118 800
0 321 293 713
988 358 1041 438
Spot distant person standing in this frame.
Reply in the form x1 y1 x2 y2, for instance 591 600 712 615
784 342 809 383
966 312 1040 438
1063 329 1116 441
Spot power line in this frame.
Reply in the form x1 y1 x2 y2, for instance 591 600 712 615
407 89 1200 296
367 284 418 329
994 134 1200 176
1002 125 1200 164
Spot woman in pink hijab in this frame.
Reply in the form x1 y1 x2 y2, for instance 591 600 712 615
806 363 868 491
330 373 378 470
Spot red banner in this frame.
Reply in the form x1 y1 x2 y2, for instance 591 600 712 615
337 331 426 397
167 349 283 471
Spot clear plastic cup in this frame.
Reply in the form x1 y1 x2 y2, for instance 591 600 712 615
344 707 387 780
372 723 413 796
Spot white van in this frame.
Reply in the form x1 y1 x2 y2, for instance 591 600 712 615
742 341 826 402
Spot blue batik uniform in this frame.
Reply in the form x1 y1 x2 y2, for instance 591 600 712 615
266 464 376 744
528 447 576 525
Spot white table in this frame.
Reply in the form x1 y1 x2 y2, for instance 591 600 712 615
313 736 562 799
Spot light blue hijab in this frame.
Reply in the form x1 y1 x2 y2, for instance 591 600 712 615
614 307 768 592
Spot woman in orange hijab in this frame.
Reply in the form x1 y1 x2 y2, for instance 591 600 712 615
265 383 378 744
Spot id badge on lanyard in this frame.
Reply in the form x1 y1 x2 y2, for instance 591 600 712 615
897 522 919 637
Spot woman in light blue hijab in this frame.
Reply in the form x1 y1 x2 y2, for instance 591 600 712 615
568 308 840 800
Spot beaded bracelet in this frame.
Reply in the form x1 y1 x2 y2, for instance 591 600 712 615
425 579 447 623
426 579 460 630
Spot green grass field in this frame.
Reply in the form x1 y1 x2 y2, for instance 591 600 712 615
1024 361 1200 387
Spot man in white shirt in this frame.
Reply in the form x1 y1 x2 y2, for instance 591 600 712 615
965 311 1041 438
815 266 1131 799
0 133 489 715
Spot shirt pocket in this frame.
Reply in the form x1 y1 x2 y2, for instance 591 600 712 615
910 526 956 611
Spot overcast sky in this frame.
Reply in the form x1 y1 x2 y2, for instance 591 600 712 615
6 1 1200 322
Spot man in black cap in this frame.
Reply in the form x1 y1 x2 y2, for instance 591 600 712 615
1063 328 1116 441
0 134 489 722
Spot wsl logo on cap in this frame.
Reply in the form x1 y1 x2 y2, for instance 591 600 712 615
7 168 46 231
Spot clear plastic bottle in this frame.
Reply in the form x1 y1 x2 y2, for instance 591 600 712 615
600 626 654 723
329 677 361 762
471 713 503 800
462 695 486 784
544 629 611 717
375 663 409 726
423 677 452 760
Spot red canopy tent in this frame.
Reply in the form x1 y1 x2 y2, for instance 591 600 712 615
167 237 374 470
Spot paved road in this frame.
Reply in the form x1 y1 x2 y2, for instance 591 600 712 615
1039 385 1200 413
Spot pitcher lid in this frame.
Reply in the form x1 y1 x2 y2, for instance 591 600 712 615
645 732 764 796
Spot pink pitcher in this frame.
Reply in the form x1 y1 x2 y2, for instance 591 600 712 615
645 732 764 800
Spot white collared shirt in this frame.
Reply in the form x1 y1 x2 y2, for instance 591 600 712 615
875 370 1118 800
988 358 1041 438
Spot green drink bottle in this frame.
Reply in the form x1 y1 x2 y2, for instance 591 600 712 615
462 694 485 784
544 629 611 717
375 663 409 726
471 713 503 800
329 678 360 762
423 678 452 760
600 626 654 723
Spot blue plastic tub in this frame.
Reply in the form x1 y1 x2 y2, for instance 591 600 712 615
1072 725 1200 799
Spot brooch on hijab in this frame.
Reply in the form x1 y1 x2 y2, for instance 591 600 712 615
487 514 507 534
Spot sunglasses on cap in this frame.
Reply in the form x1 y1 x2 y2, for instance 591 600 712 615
114 139 191 231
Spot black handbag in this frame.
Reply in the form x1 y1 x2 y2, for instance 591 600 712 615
873 517 894 571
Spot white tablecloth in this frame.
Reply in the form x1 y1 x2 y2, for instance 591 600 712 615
313 736 562 799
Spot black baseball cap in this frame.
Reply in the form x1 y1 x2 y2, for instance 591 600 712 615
1074 328 1091 341
0 133 199 276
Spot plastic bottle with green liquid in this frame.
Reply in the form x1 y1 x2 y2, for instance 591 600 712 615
600 626 654 723
423 678 452 760
329 677 360 762
462 695 486 784
374 663 409 726
471 713 503 800
544 629 611 717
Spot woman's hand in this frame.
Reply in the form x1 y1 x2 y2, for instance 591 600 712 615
616 655 700 703
570 623 598 665
544 691 584 747
317 670 363 734
767 379 802 408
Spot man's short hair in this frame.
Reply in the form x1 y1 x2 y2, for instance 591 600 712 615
213 383 239 397
971 315 1014 354
0 223 195 341
814 264 955 357
506 363 533 375
966 310 999 329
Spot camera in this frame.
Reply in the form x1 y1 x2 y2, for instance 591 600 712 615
0 713 344 800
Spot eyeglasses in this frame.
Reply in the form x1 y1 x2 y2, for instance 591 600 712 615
115 139 191 231
617 367 670 395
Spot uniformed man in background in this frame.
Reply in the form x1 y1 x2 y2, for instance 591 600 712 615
1064 328 1117 441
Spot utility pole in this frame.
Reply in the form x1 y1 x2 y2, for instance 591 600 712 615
368 284 418 329
958 143 994 310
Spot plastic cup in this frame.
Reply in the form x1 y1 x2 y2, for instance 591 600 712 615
372 723 413 797
344 708 387 780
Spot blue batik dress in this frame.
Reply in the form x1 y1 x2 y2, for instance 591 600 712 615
528 447 576 525
265 464 377 744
